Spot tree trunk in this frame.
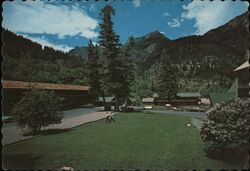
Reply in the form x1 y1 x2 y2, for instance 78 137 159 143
115 94 119 112
33 126 39 135
102 91 106 108
38 125 42 132
125 96 128 111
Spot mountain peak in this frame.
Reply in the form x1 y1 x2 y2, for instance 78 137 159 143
143 31 168 39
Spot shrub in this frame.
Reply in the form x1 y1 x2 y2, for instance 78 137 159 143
121 106 135 112
11 88 63 134
200 98 250 152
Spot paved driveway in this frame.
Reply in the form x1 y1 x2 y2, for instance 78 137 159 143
2 122 33 146
2 107 106 145
63 107 103 119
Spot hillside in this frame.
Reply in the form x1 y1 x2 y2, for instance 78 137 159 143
136 12 248 77
68 12 248 79
2 11 248 98
130 11 248 98
2 29 87 85
68 46 88 59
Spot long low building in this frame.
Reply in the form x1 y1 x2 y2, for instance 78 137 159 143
2 80 90 115
142 97 155 106
2 80 89 91
96 96 136 107
176 92 201 105
155 92 201 106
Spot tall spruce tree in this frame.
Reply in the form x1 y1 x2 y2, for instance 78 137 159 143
158 49 178 101
121 36 136 110
98 5 124 111
87 40 101 102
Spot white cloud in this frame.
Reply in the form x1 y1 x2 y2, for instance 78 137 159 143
181 1 248 35
2 1 98 39
162 12 170 17
132 0 141 8
92 41 98 46
167 18 181 28
160 31 165 35
21 34 74 52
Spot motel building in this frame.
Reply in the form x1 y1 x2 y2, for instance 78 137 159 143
233 60 249 98
209 60 250 106
2 80 90 115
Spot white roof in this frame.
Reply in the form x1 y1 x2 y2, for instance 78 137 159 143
152 93 159 98
142 97 155 103
233 61 250 72
98 96 114 102
177 92 201 97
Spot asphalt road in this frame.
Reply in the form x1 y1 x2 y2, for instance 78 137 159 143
63 107 103 119
2 107 105 145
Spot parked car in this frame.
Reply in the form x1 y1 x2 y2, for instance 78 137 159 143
2 116 13 123
82 103 94 108
172 107 178 111
190 106 204 112
144 106 153 109
173 106 183 111
165 103 173 109
165 104 172 107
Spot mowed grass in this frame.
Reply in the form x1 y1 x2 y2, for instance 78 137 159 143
3 112 238 170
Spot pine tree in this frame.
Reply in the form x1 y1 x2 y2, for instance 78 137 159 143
87 40 101 103
158 49 178 101
98 5 124 111
120 36 136 110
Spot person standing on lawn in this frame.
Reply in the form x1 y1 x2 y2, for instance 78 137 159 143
109 111 115 123
105 111 111 123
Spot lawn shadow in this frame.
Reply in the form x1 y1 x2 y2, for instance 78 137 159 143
2 153 41 170
144 111 154 114
205 149 248 167
22 128 73 136
40 128 73 135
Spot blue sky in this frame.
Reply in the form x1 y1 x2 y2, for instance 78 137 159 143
2 0 248 52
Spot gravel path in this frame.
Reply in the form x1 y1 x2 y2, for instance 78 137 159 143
2 108 107 145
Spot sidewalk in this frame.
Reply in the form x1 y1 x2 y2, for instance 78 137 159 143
46 111 107 129
2 111 107 145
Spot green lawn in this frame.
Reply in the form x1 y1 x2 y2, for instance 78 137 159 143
3 112 239 170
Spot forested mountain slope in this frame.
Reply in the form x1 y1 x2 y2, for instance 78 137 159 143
2 29 87 85
132 12 248 97
2 11 248 97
